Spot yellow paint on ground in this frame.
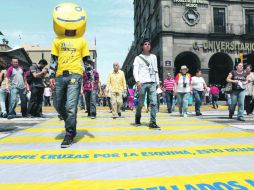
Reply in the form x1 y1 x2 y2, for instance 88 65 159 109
24 125 225 133
0 144 253 163
1 172 253 190
38 120 209 127
1 132 254 144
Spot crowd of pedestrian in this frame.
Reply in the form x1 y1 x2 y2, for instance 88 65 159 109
1 39 254 128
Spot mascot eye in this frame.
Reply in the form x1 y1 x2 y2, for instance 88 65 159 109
75 6 82 12
55 6 61 11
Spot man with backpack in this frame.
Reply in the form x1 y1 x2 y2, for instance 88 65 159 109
27 59 48 117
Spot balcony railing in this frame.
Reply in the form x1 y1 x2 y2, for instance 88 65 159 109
210 23 233 33
213 25 226 33
245 24 254 34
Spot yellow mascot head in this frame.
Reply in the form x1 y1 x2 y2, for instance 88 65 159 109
53 2 87 37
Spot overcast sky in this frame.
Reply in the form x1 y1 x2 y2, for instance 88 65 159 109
0 0 134 83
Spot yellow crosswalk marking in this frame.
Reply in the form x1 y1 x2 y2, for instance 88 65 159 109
0 144 253 163
1 132 253 144
1 172 253 190
24 125 225 132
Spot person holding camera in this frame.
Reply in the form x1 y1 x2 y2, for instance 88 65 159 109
174 65 192 117
83 64 99 119
27 59 48 117
133 38 160 129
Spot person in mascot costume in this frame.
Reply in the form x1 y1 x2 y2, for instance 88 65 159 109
49 2 93 148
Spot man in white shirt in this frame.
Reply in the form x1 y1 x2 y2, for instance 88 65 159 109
133 38 160 129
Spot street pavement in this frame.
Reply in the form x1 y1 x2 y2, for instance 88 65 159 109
0 105 254 190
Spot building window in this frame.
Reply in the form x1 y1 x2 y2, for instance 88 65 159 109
213 8 226 33
245 10 254 34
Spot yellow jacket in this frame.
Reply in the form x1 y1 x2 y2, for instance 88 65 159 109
107 70 126 93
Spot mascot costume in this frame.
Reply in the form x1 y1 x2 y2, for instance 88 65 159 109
49 3 93 148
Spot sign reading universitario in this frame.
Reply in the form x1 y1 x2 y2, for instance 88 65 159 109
173 0 208 8
193 41 254 53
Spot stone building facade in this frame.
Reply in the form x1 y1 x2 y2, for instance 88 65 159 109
122 0 254 86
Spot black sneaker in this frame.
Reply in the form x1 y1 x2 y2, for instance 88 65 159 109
7 115 15 120
196 112 202 116
237 117 245 122
229 112 233 119
168 109 172 113
58 115 64 120
2 113 7 118
118 112 121 117
61 135 74 148
135 116 141 126
149 122 161 130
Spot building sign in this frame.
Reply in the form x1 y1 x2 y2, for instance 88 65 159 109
165 60 172 67
173 0 209 8
193 41 254 53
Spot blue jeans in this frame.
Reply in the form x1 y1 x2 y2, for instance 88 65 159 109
78 94 85 109
84 90 97 116
9 87 27 116
230 90 245 118
136 82 157 123
0 89 7 114
53 74 82 138
165 90 173 111
177 92 190 115
212 95 219 108
193 90 204 114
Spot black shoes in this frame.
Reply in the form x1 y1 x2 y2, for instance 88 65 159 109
91 114 96 119
149 122 161 130
118 112 121 117
0 113 7 118
168 109 172 113
61 135 74 148
229 112 233 119
135 116 141 126
58 115 64 120
7 115 15 120
237 117 245 122
196 112 202 116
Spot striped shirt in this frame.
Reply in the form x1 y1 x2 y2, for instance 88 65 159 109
164 78 175 91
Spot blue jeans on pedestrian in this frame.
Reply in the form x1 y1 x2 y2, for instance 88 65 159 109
136 82 157 123
177 92 190 115
53 74 82 138
193 90 204 114
212 95 219 108
9 87 27 116
230 90 245 119
0 89 7 114
165 90 173 112
78 94 85 109
84 90 97 116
